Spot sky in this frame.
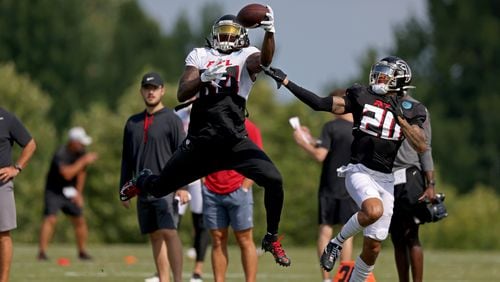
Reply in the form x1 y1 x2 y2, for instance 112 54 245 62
139 0 427 94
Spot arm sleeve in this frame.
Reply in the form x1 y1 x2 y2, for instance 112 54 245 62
9 113 32 147
419 108 434 171
285 81 333 112
407 102 427 128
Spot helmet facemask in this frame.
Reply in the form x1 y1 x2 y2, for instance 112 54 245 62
212 19 249 53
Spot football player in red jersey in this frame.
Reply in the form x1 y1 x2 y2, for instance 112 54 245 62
120 7 291 267
264 56 427 281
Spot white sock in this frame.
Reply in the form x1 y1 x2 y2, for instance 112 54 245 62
349 256 374 282
332 212 363 246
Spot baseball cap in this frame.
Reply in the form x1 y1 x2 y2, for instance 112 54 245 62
68 126 92 146
141 72 164 87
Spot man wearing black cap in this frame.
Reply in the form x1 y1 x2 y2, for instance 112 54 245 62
119 72 190 282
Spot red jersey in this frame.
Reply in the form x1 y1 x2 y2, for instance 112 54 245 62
204 119 263 194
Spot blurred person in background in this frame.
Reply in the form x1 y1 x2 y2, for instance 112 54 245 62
120 72 189 282
0 107 36 282
203 118 261 282
37 126 97 261
389 93 435 282
289 90 358 282
175 105 210 282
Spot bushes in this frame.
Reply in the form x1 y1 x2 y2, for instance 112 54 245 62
420 185 500 250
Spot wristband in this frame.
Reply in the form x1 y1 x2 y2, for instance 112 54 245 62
14 164 22 172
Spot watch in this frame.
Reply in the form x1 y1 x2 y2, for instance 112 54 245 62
14 164 22 172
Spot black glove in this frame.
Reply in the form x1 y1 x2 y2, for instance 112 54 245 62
387 95 404 120
261 65 287 89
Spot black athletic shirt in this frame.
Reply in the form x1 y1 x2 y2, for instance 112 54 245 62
45 146 85 194
344 85 426 173
119 108 185 190
0 107 32 185
318 119 354 198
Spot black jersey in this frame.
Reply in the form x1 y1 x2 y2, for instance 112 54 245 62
344 85 426 173
45 146 84 194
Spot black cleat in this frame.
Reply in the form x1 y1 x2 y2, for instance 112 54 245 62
78 251 93 261
320 241 342 272
119 169 152 201
261 234 291 267
37 252 49 261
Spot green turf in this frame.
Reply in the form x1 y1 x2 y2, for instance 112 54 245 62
9 243 500 281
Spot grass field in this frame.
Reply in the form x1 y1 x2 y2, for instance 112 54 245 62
9 243 500 281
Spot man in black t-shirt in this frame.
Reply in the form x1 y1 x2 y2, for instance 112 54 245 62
0 107 36 282
290 90 358 281
264 56 427 281
37 127 97 261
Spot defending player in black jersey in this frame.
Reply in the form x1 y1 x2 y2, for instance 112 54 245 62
264 56 427 280
120 7 292 267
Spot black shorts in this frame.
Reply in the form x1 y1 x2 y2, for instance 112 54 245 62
137 194 178 234
390 166 425 231
43 190 82 217
393 166 425 215
150 137 282 197
318 195 358 225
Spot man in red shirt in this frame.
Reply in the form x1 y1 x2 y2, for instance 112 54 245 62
203 119 262 282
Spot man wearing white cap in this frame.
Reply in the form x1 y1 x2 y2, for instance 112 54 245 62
37 126 98 261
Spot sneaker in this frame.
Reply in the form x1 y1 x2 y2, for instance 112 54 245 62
261 234 291 267
120 169 152 201
78 251 93 261
144 274 159 282
320 241 342 272
37 251 49 261
190 273 203 282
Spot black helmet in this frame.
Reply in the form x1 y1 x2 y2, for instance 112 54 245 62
369 56 415 94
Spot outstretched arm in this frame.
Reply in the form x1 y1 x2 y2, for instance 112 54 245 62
263 66 347 114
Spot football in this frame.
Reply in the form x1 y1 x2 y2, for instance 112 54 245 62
236 3 268 28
